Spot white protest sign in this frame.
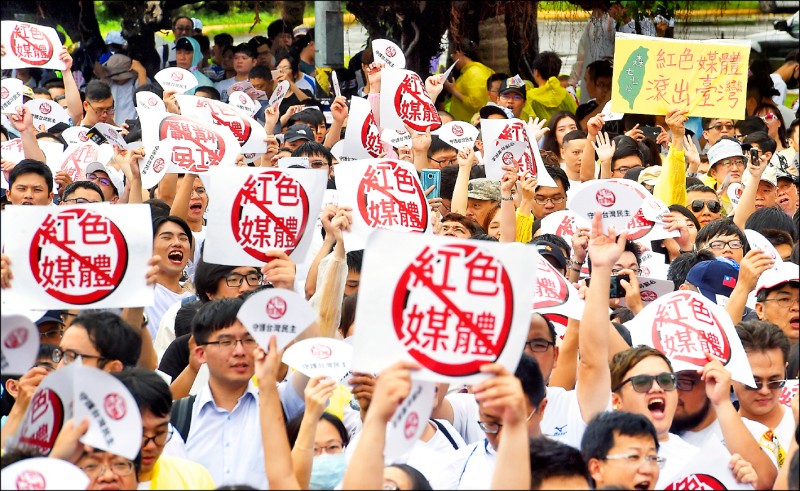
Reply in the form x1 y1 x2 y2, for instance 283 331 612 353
745 229 781 270
379 67 442 132
380 127 412 148
61 125 90 146
372 39 406 69
87 122 128 149
1 457 89 490
441 60 457 83
282 337 353 381
662 438 752 490
331 70 341 98
727 183 743 211
533 254 584 320
268 80 290 111
230 81 268 101
434 121 479 151
203 166 327 266
137 138 179 188
228 90 259 116
1 138 25 164
343 96 382 159
37 140 65 190
778 379 798 409
1 77 24 114
0 21 66 70
154 67 197 94
626 290 755 387
74 366 142 460
335 158 432 251
481 118 557 187
175 94 267 153
330 140 354 163
600 100 624 121
136 90 166 112
539 210 591 245
59 141 114 183
639 250 670 280
352 230 538 384
137 109 240 172
277 156 310 169
633 276 676 305
384 380 436 464
1 314 39 376
569 179 646 235
238 288 317 351
14 363 76 454
0 204 154 310
25 99 69 130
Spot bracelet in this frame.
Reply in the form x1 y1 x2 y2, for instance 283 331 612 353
500 195 514 201
570 265 583 272
686 171 697 177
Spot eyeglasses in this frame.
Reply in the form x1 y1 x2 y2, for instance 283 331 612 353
676 377 701 391
717 158 746 168
499 93 525 102
309 159 330 168
52 348 106 365
604 453 666 469
613 372 677 393
761 296 799 308
477 420 503 434
80 459 135 478
313 442 344 456
142 428 174 447
383 480 400 491
611 268 642 276
706 239 743 251
191 187 207 196
61 197 102 204
224 272 262 287
690 199 722 214
86 100 115 116
525 338 555 353
612 166 636 174
86 174 112 186
174 25 194 33
759 112 778 123
707 123 734 131
40 328 65 340
430 156 458 167
201 337 258 350
744 379 787 391
533 196 566 205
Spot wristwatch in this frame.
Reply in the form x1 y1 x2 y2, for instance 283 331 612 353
500 195 514 201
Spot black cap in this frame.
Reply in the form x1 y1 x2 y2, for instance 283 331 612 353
479 103 511 120
284 124 314 143
174 37 194 51
776 167 799 185
499 75 526 98
531 240 567 272
36 310 64 326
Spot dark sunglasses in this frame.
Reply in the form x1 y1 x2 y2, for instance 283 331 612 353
613 372 677 393
689 199 721 214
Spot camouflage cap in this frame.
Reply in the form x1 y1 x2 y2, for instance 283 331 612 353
467 178 501 201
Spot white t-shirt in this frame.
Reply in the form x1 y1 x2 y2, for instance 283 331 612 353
429 438 495 490
742 406 795 469
678 418 725 448
539 386 602 449
770 73 787 106
215 77 240 103
144 284 194 339
655 433 700 488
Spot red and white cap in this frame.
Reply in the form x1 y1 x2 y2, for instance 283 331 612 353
756 261 800 295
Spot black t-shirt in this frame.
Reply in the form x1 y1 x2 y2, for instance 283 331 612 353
158 333 191 381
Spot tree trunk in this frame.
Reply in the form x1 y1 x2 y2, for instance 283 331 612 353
121 1 168 79
280 1 306 26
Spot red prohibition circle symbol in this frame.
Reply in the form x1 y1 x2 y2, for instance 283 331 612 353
391 244 514 377
148 97 158 106
30 208 128 305
1 87 9 99
152 158 165 173
15 470 46 490
104 393 127 420
665 474 726 490
4 327 29 349
19 388 64 454
393 74 441 132
39 102 51 114
171 71 183 81
533 258 569 309
451 125 464 137
311 344 332 359
356 160 428 233
404 411 419 439
385 46 397 58
159 115 227 170
266 296 288 319
11 24 54 66
596 189 616 207
640 290 658 302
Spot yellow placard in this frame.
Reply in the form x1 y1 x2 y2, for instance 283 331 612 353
611 33 750 119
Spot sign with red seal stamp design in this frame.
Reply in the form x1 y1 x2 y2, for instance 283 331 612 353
1 21 65 70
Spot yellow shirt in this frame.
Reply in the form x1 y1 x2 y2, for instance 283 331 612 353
528 77 577 121
147 455 215 490
653 146 686 207
450 61 494 122
515 210 535 243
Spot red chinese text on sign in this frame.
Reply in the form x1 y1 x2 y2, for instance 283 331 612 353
29 208 127 305
158 116 226 173
361 111 382 157
391 244 513 376
15 470 47 490
10 23 53 66
392 73 441 132
533 257 570 309
231 170 310 262
665 473 726 490
18 388 64 454
651 292 732 366
357 160 428 232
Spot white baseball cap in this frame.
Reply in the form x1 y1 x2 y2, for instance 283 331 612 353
707 138 743 167
86 162 126 198
756 261 800 296
192 18 203 31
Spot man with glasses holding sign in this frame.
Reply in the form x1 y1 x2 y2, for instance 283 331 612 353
80 80 117 127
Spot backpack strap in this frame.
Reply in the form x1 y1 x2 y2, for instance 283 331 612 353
430 418 460 450
170 394 196 443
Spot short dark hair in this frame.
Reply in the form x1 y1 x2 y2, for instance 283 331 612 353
276 53 299 76
531 312 558 344
581 411 659 467
530 436 591 490
286 411 349 448
194 86 221 100
144 198 171 219
695 217 745 249
531 51 563 81
743 130 777 155
8 159 54 194
214 33 234 47
249 65 272 81
561 129 587 148
192 297 244 345
172 16 192 28
232 43 256 59
686 184 717 194
135 83 164 100
193 34 210 54
441 213 484 236
611 346 673 392
735 320 791 362
486 72 509 90
267 19 295 40
60 180 104 202
194 259 246 303
666 249 716 290
734 116 768 139
114 368 172 418
744 207 797 242
536 165 570 193
288 109 324 129
427 135 457 159
440 165 459 200
612 135 644 168
346 249 364 273
84 79 113 102
388 464 433 490
152 215 194 249
516 354 547 408
36 131 67 150
586 58 613 81
292 140 333 166
70 311 142 368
